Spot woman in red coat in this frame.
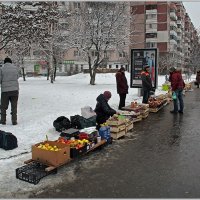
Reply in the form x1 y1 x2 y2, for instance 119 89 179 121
116 67 129 110
169 67 185 114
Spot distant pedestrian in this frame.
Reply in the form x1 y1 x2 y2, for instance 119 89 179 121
195 70 200 88
141 65 154 104
0 57 19 125
115 66 128 110
94 91 117 130
169 67 185 114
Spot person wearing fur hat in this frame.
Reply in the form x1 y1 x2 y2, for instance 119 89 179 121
115 66 129 110
0 57 19 125
169 67 185 114
141 65 153 104
94 91 117 130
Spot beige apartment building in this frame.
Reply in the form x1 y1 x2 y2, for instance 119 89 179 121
0 2 129 75
130 1 198 74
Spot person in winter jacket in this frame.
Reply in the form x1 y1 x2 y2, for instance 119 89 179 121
116 66 129 110
169 67 185 114
94 91 117 130
0 57 19 125
195 70 200 88
141 65 153 104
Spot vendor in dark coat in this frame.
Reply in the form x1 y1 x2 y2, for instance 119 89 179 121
141 65 153 104
116 66 129 110
196 70 200 88
94 91 117 130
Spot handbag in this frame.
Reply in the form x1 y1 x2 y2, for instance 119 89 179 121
172 92 177 100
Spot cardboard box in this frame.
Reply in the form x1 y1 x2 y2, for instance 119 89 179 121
32 141 70 167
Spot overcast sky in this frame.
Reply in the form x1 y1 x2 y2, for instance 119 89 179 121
183 1 200 29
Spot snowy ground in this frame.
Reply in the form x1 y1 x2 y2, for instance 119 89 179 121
0 72 195 198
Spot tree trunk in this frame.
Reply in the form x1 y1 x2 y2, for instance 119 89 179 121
22 67 26 81
53 56 57 81
47 67 50 80
21 58 26 81
88 55 96 85
49 54 54 83
90 69 96 85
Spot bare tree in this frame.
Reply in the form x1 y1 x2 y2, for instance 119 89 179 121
64 2 132 85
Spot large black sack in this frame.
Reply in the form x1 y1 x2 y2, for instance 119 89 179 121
0 130 18 150
70 115 96 129
53 116 71 132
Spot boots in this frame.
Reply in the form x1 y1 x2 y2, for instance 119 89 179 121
1 114 6 125
12 114 17 125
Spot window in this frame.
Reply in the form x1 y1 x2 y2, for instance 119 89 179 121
170 35 177 41
146 14 157 20
92 51 98 57
74 50 81 57
74 2 80 9
116 65 119 69
146 5 157 10
146 42 157 48
59 66 62 72
109 65 112 68
146 23 157 29
119 52 126 57
146 33 157 38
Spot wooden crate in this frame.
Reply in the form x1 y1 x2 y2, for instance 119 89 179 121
125 123 134 133
110 124 126 133
111 130 126 139
107 119 125 126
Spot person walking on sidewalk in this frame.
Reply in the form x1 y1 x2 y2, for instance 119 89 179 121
0 57 19 125
141 65 153 104
195 70 200 88
169 67 185 114
116 66 128 110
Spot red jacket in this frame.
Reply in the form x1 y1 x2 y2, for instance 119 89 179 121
169 71 185 91
116 71 128 94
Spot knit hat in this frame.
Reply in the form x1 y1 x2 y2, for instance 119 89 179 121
103 91 112 100
144 65 150 70
119 66 125 72
4 57 12 64
169 67 176 72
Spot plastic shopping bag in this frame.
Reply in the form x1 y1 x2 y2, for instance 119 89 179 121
172 92 177 100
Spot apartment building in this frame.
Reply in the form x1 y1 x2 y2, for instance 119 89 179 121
0 2 130 75
130 1 198 74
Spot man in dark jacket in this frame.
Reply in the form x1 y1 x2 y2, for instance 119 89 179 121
116 67 128 110
141 65 153 104
94 91 117 130
169 67 185 114
0 57 19 125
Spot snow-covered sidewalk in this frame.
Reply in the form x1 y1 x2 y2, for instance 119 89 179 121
0 72 194 197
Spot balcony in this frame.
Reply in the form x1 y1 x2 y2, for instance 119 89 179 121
146 38 157 43
170 30 177 37
177 35 181 41
146 9 157 14
146 27 157 33
170 21 177 28
177 28 181 33
170 12 177 21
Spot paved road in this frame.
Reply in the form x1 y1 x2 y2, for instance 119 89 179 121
31 88 200 198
